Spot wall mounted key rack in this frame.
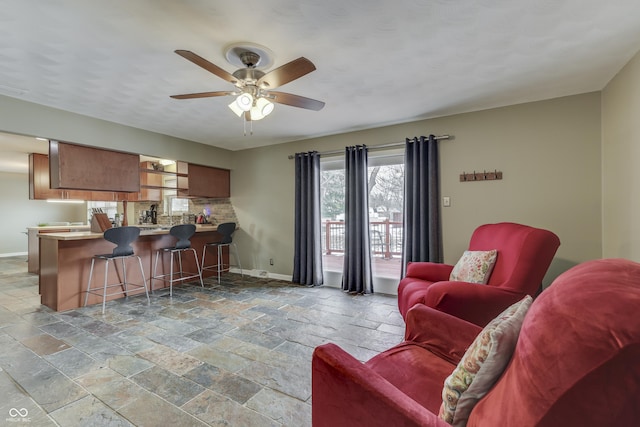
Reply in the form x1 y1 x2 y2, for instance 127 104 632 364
459 170 503 182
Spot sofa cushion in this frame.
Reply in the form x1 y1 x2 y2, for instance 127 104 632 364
449 250 498 284
366 342 457 413
439 295 532 426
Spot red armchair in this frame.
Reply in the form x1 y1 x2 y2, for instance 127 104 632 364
398 222 560 326
312 258 640 427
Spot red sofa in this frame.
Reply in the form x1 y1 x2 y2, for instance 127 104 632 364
398 222 560 326
312 258 640 426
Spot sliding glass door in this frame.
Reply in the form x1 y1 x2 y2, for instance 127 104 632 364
320 150 404 292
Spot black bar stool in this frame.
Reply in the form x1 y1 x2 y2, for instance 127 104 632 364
201 222 243 283
85 226 149 314
152 224 204 296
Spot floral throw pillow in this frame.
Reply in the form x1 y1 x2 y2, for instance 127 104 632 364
438 295 532 427
449 250 498 284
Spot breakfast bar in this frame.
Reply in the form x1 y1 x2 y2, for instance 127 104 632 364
39 226 225 311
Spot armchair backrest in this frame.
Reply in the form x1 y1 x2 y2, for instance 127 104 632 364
469 258 640 426
468 222 560 295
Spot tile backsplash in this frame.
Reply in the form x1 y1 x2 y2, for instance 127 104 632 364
131 198 238 227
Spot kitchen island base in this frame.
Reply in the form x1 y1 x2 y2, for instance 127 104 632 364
39 228 227 312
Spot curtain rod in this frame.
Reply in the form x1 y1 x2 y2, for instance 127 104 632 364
287 134 451 159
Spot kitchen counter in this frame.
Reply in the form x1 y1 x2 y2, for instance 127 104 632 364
39 224 218 241
38 226 226 311
26 224 90 231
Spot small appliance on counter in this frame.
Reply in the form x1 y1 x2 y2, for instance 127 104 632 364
149 204 158 224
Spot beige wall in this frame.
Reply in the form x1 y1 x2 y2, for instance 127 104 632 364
232 93 603 285
602 50 640 261
0 171 86 254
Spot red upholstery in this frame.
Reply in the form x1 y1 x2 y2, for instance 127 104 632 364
398 222 560 326
312 258 640 427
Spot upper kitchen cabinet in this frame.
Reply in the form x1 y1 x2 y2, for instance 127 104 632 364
49 140 140 192
29 153 91 200
178 162 230 198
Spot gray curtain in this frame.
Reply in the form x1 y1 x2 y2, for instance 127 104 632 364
293 151 323 286
342 145 373 294
402 135 442 277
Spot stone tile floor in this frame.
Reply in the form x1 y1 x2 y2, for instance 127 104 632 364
0 256 404 426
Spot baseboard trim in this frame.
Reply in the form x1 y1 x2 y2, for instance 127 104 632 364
226 268 397 294
0 252 27 258
230 268 292 282
322 270 399 295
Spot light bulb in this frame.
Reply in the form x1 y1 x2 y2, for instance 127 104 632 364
228 100 243 117
260 98 274 116
236 93 253 111
250 97 274 121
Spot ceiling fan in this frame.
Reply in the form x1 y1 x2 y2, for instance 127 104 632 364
170 45 325 124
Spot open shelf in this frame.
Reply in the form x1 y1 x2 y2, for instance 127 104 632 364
139 168 188 177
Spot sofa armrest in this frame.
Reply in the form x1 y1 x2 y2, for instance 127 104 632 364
404 304 481 364
405 262 454 281
425 281 525 326
312 343 449 427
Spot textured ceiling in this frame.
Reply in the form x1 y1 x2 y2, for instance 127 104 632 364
0 0 639 155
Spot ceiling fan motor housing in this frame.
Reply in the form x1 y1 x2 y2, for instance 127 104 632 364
239 51 261 68
232 68 266 86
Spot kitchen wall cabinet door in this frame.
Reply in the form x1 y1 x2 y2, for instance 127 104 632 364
185 163 230 198
30 153 61 199
49 140 140 192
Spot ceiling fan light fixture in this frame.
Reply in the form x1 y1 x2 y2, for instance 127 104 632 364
258 97 274 116
249 97 274 121
235 92 253 111
228 100 244 117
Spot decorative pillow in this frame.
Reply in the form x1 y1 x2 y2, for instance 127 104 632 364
438 295 532 427
449 250 498 284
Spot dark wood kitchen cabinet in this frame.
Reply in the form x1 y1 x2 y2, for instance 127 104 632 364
179 162 230 198
49 140 140 192
29 153 92 200
30 153 165 202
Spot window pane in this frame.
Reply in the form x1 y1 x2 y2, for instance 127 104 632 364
368 163 403 279
87 201 117 223
320 154 404 280
171 198 190 213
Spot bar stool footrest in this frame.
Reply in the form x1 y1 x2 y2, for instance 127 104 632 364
85 282 148 299
152 271 203 284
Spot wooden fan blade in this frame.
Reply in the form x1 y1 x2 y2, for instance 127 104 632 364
269 91 325 111
257 57 316 89
170 91 235 99
175 50 237 84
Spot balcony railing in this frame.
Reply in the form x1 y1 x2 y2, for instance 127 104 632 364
322 219 403 259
